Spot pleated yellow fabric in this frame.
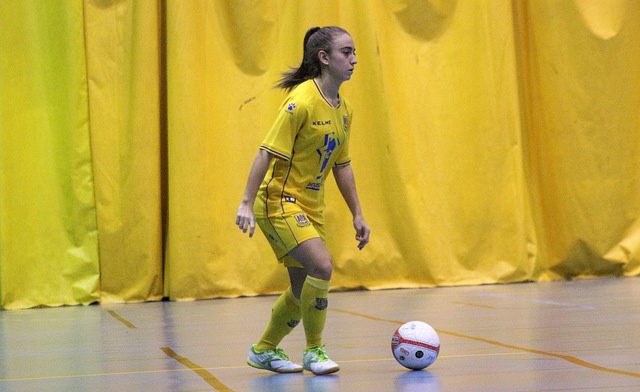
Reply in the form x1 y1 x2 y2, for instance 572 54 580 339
1 0 639 309
83 0 164 303
0 1 99 309
514 0 640 279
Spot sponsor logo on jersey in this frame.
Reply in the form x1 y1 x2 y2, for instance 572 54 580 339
306 181 322 191
306 132 339 191
315 297 328 310
317 133 339 176
343 115 349 132
313 120 331 126
284 196 296 203
286 102 296 114
294 214 310 227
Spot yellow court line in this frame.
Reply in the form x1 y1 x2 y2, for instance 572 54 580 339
0 368 194 382
331 308 640 379
0 365 259 383
0 351 520 383
161 347 235 392
339 352 520 364
105 310 137 329
452 301 497 309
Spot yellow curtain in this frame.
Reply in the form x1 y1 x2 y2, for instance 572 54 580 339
164 0 532 300
0 1 99 309
83 0 164 303
1 0 639 309
514 0 640 279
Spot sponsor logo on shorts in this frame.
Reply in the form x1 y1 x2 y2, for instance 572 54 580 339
294 214 310 227
315 297 328 310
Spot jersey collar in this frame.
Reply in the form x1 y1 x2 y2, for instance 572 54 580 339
312 78 341 109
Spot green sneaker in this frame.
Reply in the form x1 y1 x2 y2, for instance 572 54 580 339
247 345 303 373
303 345 340 375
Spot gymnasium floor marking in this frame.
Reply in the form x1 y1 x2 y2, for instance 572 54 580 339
161 347 235 392
105 309 137 329
452 301 497 309
331 308 640 378
337 352 520 363
463 290 598 310
0 368 197 382
0 353 524 383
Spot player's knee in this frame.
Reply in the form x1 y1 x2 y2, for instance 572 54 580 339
309 258 332 281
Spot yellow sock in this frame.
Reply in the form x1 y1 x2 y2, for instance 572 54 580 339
300 275 330 349
255 287 301 352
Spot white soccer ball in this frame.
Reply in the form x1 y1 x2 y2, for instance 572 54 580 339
391 321 440 370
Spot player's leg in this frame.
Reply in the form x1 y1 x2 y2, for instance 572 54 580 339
287 238 340 375
253 286 301 352
288 238 331 349
251 257 308 356
287 265 307 299
247 284 303 373
247 215 304 373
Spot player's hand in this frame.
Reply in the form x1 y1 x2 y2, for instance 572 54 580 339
236 202 256 238
353 215 370 250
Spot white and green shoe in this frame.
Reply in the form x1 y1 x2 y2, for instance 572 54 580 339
247 345 303 373
303 345 340 375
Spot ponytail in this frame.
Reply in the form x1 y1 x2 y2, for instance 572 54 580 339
277 26 349 91
304 27 322 50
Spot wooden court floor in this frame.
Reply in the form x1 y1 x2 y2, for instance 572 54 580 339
1 277 639 391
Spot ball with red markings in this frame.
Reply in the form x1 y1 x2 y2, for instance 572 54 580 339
391 321 440 370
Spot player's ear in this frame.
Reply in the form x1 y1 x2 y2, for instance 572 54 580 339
318 50 330 65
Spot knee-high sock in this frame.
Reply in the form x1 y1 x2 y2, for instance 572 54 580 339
255 287 301 352
300 276 330 349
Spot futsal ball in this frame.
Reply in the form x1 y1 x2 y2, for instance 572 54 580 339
391 321 440 370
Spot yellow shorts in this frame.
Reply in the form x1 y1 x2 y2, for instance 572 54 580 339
255 201 325 268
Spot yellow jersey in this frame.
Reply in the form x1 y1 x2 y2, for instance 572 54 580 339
256 79 353 223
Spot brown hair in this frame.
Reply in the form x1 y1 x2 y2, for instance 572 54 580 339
276 26 349 91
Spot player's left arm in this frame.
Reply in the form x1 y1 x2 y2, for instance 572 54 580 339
333 164 370 250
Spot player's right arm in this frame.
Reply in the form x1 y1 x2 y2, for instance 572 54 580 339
236 149 273 237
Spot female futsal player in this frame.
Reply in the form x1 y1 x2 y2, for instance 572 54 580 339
236 26 370 375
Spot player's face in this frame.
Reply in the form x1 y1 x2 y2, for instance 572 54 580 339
325 33 357 81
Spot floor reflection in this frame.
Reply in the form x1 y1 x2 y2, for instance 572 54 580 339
394 369 441 392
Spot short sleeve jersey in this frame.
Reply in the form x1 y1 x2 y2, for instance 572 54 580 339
257 79 353 223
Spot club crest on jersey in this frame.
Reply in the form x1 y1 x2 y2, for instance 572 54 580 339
286 102 296 114
294 214 310 227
